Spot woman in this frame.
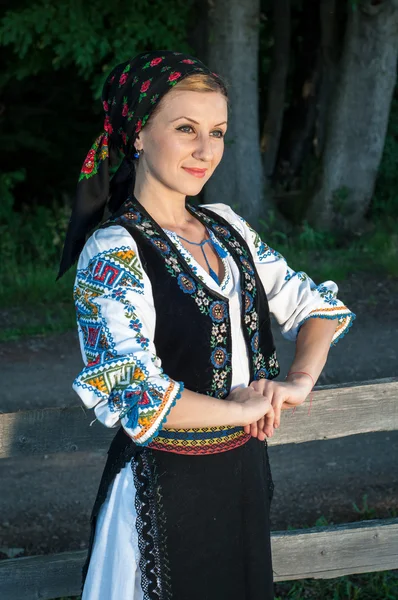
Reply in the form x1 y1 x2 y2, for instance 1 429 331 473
58 50 355 600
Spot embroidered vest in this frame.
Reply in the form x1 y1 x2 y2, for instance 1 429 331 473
103 196 280 454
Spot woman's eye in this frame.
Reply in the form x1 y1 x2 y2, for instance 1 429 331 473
177 125 224 138
177 125 194 133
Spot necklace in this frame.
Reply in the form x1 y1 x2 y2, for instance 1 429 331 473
176 232 220 285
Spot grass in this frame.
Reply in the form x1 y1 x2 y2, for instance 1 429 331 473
0 264 76 342
274 570 398 599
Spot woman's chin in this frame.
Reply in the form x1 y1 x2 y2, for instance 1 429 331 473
181 179 208 196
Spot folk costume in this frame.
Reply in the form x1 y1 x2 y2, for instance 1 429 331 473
58 51 355 600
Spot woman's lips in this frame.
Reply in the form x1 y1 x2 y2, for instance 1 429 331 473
182 167 207 178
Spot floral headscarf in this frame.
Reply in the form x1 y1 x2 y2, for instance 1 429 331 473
57 50 226 279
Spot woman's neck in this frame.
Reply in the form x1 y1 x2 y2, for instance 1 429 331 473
133 180 196 229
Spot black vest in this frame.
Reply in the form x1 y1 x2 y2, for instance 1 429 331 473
104 195 280 397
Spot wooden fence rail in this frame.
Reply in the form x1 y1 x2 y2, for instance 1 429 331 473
1 378 397 459
1 377 397 599
0 518 397 600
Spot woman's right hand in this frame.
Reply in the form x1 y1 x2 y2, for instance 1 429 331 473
226 386 275 437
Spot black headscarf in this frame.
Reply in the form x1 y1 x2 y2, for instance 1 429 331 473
57 50 226 279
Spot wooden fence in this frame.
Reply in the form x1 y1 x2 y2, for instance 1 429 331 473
0 377 397 599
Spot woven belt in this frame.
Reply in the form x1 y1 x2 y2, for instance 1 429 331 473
147 425 251 455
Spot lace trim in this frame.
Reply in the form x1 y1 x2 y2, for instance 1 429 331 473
131 450 172 600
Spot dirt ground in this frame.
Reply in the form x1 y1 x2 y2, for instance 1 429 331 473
1 274 397 559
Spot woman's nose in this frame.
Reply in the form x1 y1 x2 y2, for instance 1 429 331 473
192 135 214 162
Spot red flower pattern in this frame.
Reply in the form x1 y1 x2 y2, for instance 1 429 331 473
150 57 163 67
135 119 142 133
119 73 128 86
81 149 96 175
140 80 151 93
122 104 128 117
104 116 113 134
168 71 182 82
103 100 109 112
181 59 195 64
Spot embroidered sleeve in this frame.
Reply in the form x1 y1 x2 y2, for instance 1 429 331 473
200 203 355 345
73 226 184 445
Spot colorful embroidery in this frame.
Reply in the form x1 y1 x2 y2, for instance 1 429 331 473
73 244 184 445
237 216 283 261
315 284 338 306
189 205 280 381
148 426 251 455
299 305 356 345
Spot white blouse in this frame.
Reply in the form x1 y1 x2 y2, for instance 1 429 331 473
73 202 355 444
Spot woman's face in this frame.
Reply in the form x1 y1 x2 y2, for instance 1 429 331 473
135 89 228 196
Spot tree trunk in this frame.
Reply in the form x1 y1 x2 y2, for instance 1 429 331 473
261 0 290 178
315 0 339 157
309 0 398 231
187 0 209 63
287 57 321 177
204 0 265 227
274 0 321 184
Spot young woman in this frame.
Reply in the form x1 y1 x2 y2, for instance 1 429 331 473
58 50 355 600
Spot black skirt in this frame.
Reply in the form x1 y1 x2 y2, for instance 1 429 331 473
83 429 275 600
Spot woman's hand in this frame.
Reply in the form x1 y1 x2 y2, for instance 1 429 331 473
225 386 275 437
244 376 313 440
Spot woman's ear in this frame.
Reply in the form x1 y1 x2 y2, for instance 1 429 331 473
134 134 143 152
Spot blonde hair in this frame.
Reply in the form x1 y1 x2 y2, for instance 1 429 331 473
146 72 229 126
174 72 229 99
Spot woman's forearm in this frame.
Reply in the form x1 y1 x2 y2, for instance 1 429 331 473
163 319 337 429
162 387 242 429
286 317 337 385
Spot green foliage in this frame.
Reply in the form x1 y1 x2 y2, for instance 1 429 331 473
0 169 26 262
0 0 196 213
275 570 398 600
0 0 195 94
258 208 398 282
0 183 70 266
352 493 377 520
0 182 75 341
0 189 75 342
0 169 26 215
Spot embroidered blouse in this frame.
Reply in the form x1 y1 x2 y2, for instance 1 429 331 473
73 202 355 446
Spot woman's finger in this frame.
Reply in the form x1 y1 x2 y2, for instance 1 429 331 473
249 379 264 394
263 402 275 437
271 395 285 429
257 417 267 441
250 422 258 438
271 398 281 429
255 417 265 440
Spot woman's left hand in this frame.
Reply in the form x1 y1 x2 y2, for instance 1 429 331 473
244 377 312 440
